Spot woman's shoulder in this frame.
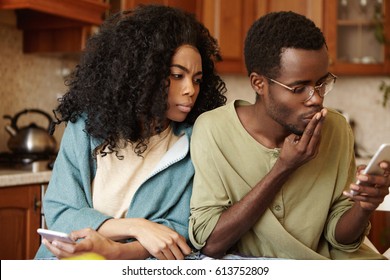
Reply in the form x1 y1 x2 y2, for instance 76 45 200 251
62 113 87 131
62 114 102 147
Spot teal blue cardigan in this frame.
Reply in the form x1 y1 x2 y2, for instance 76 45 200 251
35 116 194 259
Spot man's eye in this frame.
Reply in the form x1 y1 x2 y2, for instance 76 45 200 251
292 86 307 94
321 80 330 87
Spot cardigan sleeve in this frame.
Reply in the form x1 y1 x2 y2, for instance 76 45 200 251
146 179 193 240
125 129 195 241
43 117 112 234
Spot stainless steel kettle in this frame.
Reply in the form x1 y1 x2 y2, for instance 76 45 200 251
3 109 57 154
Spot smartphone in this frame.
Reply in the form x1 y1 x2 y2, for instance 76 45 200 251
37 228 75 244
350 143 390 195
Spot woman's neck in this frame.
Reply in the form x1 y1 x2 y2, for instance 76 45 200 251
150 119 171 136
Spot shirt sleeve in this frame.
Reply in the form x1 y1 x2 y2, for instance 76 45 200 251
323 120 367 252
189 115 231 249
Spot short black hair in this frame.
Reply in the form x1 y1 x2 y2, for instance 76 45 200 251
244 11 326 78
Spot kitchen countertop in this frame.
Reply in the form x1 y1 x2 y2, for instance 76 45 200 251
0 168 52 187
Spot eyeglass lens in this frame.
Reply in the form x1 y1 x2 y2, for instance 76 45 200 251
305 75 336 102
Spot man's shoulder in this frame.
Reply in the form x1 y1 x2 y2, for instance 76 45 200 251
195 100 247 125
322 107 353 143
325 107 350 126
195 102 231 125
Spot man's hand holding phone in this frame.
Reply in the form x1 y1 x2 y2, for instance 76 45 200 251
344 143 390 211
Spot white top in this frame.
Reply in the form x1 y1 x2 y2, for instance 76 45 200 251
92 126 180 218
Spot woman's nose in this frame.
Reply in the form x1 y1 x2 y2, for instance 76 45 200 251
183 80 195 96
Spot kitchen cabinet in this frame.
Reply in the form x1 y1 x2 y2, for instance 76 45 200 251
0 0 108 24
323 0 390 75
16 10 99 53
0 0 109 53
368 211 390 254
107 0 322 74
254 0 323 32
200 0 390 75
111 0 198 14
109 0 254 73
70 1 390 75
198 0 323 74
199 0 255 74
0 184 42 260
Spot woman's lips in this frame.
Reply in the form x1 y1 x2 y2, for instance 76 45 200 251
177 104 192 113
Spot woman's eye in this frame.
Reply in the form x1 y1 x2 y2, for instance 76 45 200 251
194 78 203 84
171 73 182 79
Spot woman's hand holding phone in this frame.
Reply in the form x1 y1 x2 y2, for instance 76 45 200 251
37 228 75 244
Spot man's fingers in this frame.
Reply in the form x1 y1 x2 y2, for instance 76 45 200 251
303 108 327 150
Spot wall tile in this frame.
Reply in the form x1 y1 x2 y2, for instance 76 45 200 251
0 23 76 152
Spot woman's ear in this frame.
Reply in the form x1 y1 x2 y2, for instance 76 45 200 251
249 72 265 95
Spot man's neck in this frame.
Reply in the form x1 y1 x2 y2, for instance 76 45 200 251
236 102 287 149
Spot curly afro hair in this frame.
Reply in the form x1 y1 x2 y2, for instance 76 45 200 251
244 11 326 79
53 4 227 155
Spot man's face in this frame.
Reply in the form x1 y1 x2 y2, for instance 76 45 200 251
264 46 329 135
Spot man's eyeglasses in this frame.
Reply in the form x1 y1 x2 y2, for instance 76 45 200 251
265 73 337 102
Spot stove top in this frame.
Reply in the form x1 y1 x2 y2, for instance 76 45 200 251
0 152 56 170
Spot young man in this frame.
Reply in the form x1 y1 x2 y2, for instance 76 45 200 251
189 11 390 259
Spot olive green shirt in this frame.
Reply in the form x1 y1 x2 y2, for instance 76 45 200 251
189 100 384 259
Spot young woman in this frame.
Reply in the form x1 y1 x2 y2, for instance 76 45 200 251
35 4 226 260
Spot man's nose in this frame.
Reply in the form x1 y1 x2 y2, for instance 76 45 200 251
306 88 324 104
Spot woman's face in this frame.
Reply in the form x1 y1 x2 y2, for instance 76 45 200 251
166 44 202 122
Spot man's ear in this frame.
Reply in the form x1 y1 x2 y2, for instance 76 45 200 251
249 72 265 95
